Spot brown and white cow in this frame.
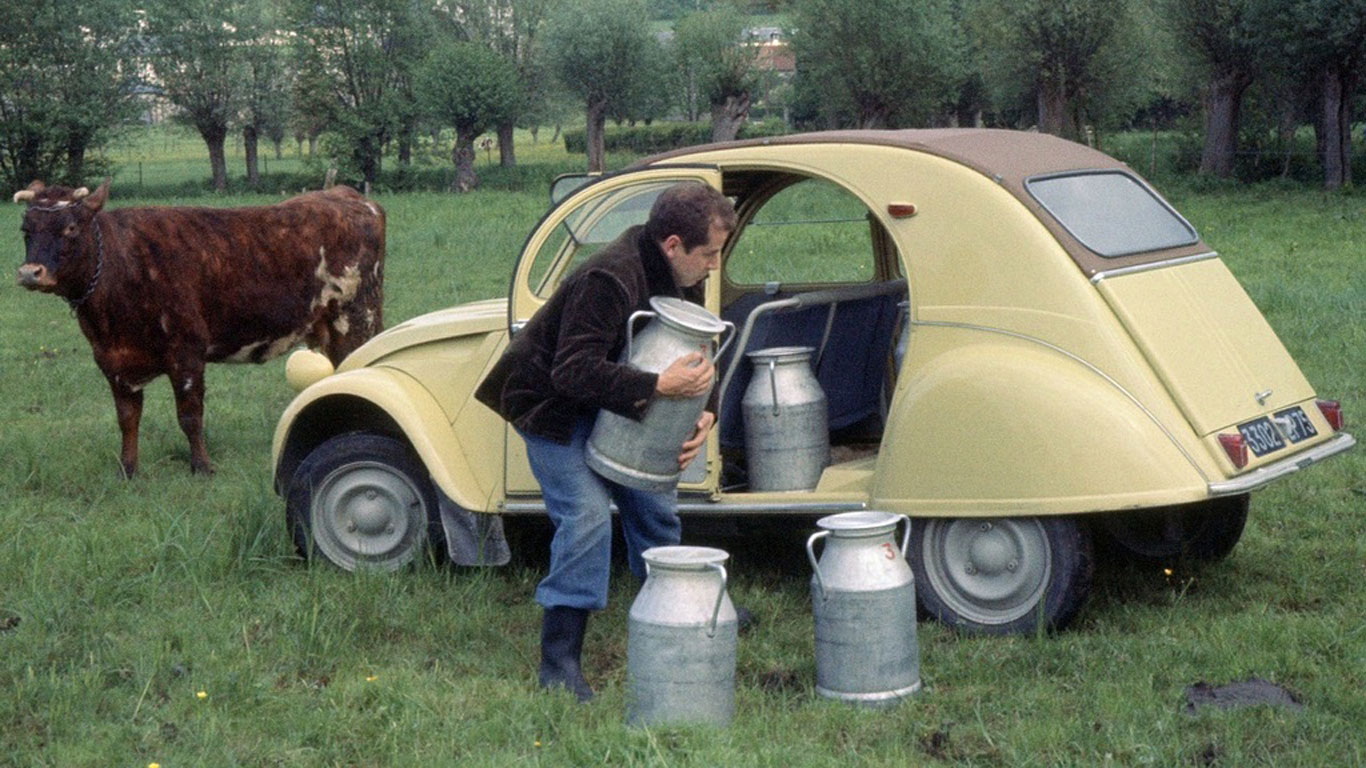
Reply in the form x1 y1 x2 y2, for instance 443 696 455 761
14 180 385 476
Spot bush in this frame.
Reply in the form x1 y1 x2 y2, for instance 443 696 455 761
563 120 789 155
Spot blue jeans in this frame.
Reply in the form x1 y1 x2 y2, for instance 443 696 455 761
519 418 681 611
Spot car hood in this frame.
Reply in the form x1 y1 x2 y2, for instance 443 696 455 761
339 298 509 372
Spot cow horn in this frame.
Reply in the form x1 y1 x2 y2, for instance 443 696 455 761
72 187 90 200
12 190 35 203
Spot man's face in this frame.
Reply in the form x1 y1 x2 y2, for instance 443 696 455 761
662 220 729 288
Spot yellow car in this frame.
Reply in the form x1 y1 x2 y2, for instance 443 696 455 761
272 129 1354 635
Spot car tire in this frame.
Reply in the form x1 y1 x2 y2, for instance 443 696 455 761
909 516 1093 635
286 433 445 571
1094 494 1249 566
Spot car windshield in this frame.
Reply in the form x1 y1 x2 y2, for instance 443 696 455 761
1026 171 1198 258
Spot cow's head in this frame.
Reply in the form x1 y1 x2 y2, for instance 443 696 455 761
14 179 109 293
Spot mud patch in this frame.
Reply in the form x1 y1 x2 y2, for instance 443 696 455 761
1183 678 1302 715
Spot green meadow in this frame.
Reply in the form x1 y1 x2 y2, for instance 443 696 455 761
1 131 1363 766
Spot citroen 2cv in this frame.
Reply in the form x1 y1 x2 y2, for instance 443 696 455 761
271 129 1354 635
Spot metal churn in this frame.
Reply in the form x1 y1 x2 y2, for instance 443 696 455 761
626 546 738 727
741 346 828 491
806 511 921 705
586 296 734 492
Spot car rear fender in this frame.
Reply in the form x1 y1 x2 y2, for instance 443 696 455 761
272 368 494 513
874 330 1211 516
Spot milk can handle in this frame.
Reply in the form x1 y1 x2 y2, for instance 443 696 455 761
623 309 656 361
706 563 728 638
806 530 830 601
714 321 736 360
897 514 912 557
767 359 780 416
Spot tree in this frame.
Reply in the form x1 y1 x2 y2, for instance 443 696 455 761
967 0 1156 141
1166 0 1263 177
674 5 759 141
416 41 522 192
240 37 291 186
0 0 138 190
1259 0 1366 188
146 0 249 191
544 0 655 171
287 0 431 185
789 0 963 129
439 0 558 167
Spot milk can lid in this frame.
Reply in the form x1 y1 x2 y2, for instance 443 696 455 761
642 545 730 570
746 345 814 363
815 510 902 534
649 296 726 336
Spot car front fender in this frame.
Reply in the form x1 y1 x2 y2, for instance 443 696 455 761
271 367 496 513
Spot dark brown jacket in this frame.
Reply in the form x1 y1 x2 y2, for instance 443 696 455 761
475 225 704 444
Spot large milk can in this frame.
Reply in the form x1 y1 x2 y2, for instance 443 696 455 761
586 296 734 492
806 511 921 705
627 546 738 727
742 346 828 491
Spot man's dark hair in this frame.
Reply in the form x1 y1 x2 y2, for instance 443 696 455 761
644 182 737 249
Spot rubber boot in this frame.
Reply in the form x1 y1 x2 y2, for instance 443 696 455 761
538 606 594 702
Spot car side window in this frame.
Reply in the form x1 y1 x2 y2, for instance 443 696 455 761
526 181 676 298
725 178 874 286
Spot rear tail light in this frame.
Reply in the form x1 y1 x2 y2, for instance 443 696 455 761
1316 399 1343 431
1218 433 1248 469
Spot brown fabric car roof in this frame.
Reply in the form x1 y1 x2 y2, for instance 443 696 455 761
642 129 1212 276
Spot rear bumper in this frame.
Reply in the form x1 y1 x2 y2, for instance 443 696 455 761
1208 432 1356 496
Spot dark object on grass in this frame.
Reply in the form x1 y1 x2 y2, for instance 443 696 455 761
1183 678 1303 714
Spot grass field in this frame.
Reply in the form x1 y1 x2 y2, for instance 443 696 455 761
1 139 1363 766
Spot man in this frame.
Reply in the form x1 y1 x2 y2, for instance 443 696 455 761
475 182 737 701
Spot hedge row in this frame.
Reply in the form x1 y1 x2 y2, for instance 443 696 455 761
563 121 789 154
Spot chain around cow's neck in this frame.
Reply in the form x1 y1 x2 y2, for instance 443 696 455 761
66 214 103 312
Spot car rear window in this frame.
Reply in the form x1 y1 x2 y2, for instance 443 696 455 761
1026 171 1198 258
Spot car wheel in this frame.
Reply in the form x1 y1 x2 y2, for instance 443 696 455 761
286 433 444 571
1094 494 1249 566
910 516 1093 635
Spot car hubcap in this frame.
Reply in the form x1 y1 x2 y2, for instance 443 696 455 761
922 518 1051 625
312 461 425 570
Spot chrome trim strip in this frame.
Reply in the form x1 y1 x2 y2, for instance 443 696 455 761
910 320 1211 483
1208 432 1356 496
1090 251 1218 284
500 499 868 515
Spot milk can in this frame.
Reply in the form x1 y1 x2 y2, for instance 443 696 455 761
806 511 921 705
627 546 738 727
742 346 828 491
586 296 734 492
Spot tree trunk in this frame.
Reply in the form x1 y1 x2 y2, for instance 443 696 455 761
204 129 228 191
551 123 562 145
64 130 87 186
1199 67 1250 178
451 129 478 193
244 124 260 188
710 92 750 142
1317 66 1352 189
1037 81 1069 138
498 121 516 167
530 125 540 144
398 121 413 166
586 100 607 173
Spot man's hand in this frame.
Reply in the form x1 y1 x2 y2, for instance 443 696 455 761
655 348 714 398
677 410 716 469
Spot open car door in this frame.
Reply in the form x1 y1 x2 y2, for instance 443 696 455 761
503 166 725 499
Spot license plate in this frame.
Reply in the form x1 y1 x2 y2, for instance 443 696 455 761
1272 406 1318 444
1238 417 1285 457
